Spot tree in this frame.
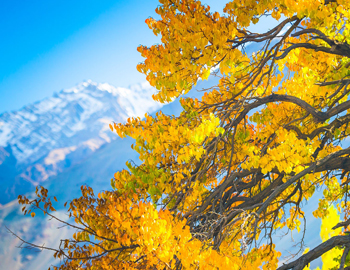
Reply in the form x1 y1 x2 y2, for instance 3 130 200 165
15 0 350 269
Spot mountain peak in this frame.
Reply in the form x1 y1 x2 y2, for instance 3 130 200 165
61 80 102 94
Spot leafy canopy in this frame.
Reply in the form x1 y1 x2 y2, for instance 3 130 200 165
16 0 350 269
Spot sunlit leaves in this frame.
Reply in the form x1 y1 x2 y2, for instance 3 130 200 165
15 0 350 269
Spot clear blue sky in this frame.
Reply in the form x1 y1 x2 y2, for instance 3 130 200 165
0 0 273 114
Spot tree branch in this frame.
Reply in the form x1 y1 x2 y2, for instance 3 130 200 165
278 235 350 270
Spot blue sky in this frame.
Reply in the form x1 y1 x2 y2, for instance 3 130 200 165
0 0 159 114
0 0 238 114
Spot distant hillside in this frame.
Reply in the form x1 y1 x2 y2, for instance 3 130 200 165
0 136 138 270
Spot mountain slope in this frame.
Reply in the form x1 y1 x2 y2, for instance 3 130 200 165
0 136 139 270
0 80 161 204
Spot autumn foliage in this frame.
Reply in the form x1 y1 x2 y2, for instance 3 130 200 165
16 0 350 269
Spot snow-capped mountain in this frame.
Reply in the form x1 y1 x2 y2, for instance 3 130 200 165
0 80 162 204
0 78 212 270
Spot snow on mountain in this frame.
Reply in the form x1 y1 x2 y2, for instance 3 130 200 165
0 80 162 204
0 80 160 163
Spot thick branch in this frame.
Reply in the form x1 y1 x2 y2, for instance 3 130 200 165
276 42 350 59
257 147 350 215
278 235 350 270
333 219 350 230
